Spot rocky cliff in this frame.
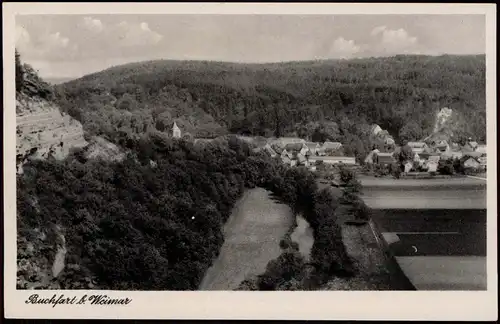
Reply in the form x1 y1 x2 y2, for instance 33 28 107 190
16 62 122 289
16 92 89 173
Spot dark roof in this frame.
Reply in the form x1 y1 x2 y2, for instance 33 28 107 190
322 141 342 150
377 155 396 164
285 143 304 152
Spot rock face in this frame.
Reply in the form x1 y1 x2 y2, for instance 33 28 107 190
433 107 454 133
83 136 126 162
16 92 88 172
422 107 457 144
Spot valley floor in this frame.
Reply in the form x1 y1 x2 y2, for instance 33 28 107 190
199 188 294 290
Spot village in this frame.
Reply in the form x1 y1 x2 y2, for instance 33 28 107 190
171 121 487 177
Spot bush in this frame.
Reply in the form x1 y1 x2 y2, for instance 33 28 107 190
438 159 455 175
352 199 370 221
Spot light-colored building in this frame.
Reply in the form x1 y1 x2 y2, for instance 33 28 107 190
305 142 321 156
263 143 277 158
273 137 306 146
385 137 396 146
320 141 343 156
364 149 380 164
428 155 441 163
435 140 450 153
172 122 181 138
407 142 428 154
281 149 293 160
281 155 291 165
462 141 478 152
476 145 487 154
427 161 438 172
462 156 480 169
371 124 383 136
284 143 308 157
308 156 356 165
404 161 413 173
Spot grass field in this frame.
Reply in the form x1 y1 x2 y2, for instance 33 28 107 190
199 188 294 290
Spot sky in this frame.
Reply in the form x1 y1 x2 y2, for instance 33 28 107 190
15 14 486 79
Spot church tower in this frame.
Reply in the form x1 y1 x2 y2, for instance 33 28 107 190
172 121 181 138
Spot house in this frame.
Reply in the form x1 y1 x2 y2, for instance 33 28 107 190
263 143 277 158
427 160 438 172
305 142 321 156
295 153 308 166
309 165 317 172
281 155 292 165
407 142 428 154
478 156 487 167
371 124 383 136
308 156 356 165
364 149 380 164
462 141 478 152
461 156 480 169
285 143 308 156
290 159 297 167
375 152 396 165
463 151 483 159
321 141 343 155
281 149 293 160
272 144 284 155
172 122 181 138
435 140 450 153
428 155 441 163
476 145 487 154
404 161 413 173
385 137 396 146
276 137 306 146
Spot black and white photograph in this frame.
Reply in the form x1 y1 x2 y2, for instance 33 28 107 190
3 2 497 321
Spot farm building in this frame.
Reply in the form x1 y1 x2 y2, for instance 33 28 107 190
309 156 356 165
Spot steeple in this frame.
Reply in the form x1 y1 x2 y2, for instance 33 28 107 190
172 121 181 138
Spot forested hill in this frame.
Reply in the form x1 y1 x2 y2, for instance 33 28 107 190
54 54 486 157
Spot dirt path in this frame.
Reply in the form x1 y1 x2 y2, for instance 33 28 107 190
199 188 294 290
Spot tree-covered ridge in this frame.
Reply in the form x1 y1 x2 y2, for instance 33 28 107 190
54 55 486 161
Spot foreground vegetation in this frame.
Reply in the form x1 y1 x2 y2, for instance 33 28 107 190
18 132 358 290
